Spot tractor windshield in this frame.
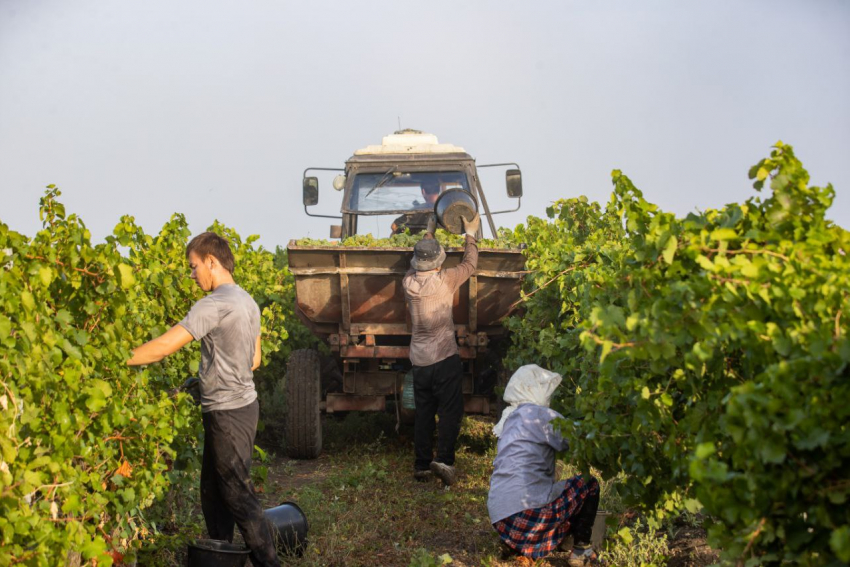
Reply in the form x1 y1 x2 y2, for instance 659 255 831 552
345 170 470 214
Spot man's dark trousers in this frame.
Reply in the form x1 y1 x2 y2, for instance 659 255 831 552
413 354 464 471
201 400 280 567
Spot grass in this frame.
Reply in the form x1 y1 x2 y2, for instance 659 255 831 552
137 412 716 567
270 413 504 566
598 518 670 567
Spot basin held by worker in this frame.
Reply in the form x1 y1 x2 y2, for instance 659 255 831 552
187 539 250 567
264 501 309 555
434 188 478 234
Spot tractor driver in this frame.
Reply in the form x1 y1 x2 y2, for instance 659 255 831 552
390 176 443 235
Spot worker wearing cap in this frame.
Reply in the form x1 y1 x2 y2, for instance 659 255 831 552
402 212 481 485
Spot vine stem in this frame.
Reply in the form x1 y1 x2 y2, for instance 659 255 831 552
35 480 74 494
740 517 767 563
789 453 816 476
9 551 36 564
584 328 637 350
1 378 20 438
104 434 135 443
24 254 103 280
0 481 22 498
708 274 769 288
702 248 789 262
45 515 91 523
506 262 590 313
85 301 108 333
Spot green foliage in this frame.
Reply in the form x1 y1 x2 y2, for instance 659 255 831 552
506 143 850 564
0 189 289 565
600 518 669 567
408 547 453 567
251 445 271 491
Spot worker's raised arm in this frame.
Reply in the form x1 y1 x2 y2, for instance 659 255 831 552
443 213 480 292
127 325 194 366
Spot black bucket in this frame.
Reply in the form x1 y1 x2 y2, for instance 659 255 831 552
187 539 250 567
264 501 309 556
434 189 478 234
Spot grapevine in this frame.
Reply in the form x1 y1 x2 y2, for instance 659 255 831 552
295 228 518 249
2 142 847 565
505 143 850 564
0 189 289 565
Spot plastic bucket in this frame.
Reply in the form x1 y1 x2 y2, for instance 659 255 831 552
264 502 309 555
434 189 477 234
591 510 610 547
187 539 249 567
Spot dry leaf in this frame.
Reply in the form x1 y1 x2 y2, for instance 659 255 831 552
115 460 132 478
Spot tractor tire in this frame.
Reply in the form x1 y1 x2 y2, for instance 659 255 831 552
284 349 322 459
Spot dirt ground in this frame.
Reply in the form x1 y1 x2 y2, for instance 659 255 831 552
257 413 719 567
142 412 719 566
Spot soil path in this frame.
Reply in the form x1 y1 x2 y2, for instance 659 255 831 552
250 414 718 567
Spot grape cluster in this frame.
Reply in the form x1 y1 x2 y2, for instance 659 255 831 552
296 227 518 249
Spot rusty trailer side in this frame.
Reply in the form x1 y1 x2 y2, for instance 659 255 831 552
286 241 525 414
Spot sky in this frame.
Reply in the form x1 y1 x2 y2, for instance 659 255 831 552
1 0 848 247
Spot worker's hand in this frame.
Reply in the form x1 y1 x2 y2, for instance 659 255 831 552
461 213 480 237
425 214 437 235
179 377 202 405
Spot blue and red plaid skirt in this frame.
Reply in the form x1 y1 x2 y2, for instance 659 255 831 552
493 475 599 559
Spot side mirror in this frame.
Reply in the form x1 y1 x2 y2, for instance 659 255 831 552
303 177 319 206
506 169 523 198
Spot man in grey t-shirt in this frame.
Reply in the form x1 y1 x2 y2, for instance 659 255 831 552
128 231 279 567
179 283 261 411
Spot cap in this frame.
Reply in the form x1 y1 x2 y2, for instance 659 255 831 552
410 238 446 271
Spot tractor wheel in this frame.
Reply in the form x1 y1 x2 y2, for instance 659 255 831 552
284 349 322 459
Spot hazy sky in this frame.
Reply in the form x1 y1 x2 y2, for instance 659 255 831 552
1 0 848 247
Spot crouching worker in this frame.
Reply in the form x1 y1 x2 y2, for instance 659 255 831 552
127 232 280 567
487 365 601 566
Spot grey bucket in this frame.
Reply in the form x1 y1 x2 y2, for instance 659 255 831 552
187 539 249 567
264 501 309 556
434 189 477 234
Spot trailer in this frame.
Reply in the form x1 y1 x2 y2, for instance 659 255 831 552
285 130 524 458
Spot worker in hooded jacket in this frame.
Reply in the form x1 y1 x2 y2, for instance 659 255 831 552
488 365 602 566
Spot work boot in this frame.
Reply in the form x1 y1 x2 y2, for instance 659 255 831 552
567 545 604 566
499 541 520 560
413 469 432 482
558 535 573 553
429 461 457 486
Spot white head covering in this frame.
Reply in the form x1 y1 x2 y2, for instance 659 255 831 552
492 364 562 437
